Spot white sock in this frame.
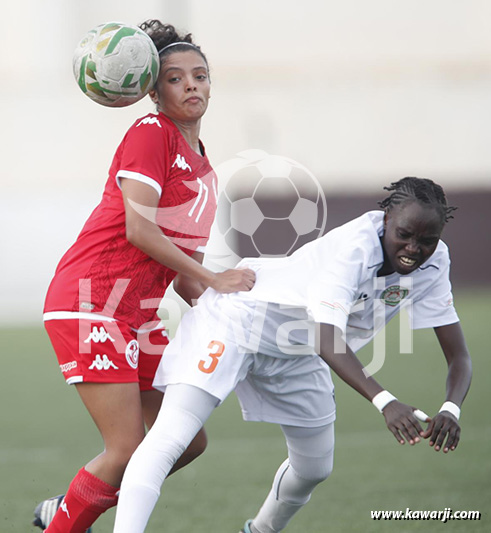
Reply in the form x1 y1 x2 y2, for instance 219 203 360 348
113 384 218 533
251 461 310 533
252 423 335 533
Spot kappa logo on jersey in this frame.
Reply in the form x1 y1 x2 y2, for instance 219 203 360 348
381 285 409 306
172 154 192 172
88 354 119 370
125 339 139 369
83 326 115 344
136 116 162 128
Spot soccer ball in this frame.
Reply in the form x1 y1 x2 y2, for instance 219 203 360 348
216 151 327 258
72 22 160 107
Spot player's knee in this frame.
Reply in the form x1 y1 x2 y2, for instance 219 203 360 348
106 438 144 470
273 457 333 507
310 457 333 484
291 454 334 485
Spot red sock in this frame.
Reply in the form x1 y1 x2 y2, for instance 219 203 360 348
45 468 119 533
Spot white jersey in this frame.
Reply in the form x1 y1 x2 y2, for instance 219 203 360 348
235 211 459 354
153 210 458 428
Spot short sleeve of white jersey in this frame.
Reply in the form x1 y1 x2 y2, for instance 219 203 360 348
309 245 370 332
308 213 385 332
407 246 459 329
239 212 385 335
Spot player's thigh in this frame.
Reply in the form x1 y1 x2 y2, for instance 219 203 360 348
235 354 336 427
282 423 335 458
153 302 252 403
281 423 335 481
136 324 169 392
76 381 145 450
136 324 168 427
140 388 164 429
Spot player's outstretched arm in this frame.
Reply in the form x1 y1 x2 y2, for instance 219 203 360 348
173 251 208 306
121 177 255 294
421 322 472 453
174 252 256 305
317 323 426 445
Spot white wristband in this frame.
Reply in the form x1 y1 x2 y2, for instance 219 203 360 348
439 401 461 420
372 391 397 413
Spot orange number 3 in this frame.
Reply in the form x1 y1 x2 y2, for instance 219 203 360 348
198 340 225 374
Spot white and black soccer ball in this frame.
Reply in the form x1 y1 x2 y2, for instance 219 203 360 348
72 22 159 107
216 150 327 259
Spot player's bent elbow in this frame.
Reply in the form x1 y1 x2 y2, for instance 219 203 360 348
173 274 185 298
125 222 146 250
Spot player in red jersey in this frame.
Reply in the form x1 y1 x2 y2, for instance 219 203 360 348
33 20 255 533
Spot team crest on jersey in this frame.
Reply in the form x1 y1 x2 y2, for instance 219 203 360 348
125 340 139 369
381 285 409 306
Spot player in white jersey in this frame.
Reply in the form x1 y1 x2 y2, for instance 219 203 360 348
112 177 472 533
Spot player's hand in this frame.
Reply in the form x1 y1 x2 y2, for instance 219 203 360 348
421 411 461 453
382 401 428 446
210 268 256 293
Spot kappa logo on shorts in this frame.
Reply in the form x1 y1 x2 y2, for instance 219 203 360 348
125 340 139 369
83 326 115 344
88 354 119 371
381 285 409 306
60 361 78 373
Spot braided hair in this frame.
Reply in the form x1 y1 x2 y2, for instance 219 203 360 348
378 177 457 223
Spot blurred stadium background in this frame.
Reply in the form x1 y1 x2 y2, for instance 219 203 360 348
0 1 490 531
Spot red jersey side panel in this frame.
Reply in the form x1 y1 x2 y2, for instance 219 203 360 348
45 113 217 329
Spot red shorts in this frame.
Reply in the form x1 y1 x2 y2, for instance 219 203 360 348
44 316 169 391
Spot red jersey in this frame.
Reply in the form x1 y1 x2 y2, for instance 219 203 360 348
45 112 218 329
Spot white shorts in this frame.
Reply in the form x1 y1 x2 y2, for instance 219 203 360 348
153 289 336 428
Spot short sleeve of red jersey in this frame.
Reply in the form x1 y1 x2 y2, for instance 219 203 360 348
115 115 172 197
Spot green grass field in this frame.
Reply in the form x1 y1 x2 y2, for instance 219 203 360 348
1 288 489 532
